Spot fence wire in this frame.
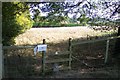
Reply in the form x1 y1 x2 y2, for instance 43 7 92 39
71 37 119 69
3 37 120 78
4 48 43 78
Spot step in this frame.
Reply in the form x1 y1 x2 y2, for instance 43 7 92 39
45 58 72 64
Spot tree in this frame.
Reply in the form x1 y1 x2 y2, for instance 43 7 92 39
29 1 119 25
113 19 120 58
2 2 33 45
77 14 90 26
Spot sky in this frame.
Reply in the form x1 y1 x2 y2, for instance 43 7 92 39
29 0 119 21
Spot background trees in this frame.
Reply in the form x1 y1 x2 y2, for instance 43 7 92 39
29 1 119 27
2 2 33 45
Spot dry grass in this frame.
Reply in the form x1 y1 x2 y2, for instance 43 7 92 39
15 26 116 45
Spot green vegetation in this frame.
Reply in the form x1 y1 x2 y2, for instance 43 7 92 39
33 22 83 27
2 2 33 45
32 14 91 27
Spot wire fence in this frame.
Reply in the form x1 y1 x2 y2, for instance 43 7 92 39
71 36 120 69
3 47 39 78
3 36 120 78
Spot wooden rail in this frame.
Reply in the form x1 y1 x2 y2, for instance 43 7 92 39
45 58 71 64
3 36 120 49
71 36 120 46
3 45 35 49
70 36 120 64
2 36 120 76
47 51 70 56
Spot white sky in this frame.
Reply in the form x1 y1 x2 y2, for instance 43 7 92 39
30 1 119 20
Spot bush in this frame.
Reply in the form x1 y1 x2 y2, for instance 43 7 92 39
32 22 83 27
2 2 33 45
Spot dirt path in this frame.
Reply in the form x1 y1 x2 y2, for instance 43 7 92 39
15 26 107 45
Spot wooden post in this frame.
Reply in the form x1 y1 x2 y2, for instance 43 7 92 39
105 39 109 64
68 38 72 69
0 44 3 79
68 38 72 51
42 39 46 76
0 2 3 80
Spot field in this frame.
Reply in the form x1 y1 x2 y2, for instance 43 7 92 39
15 26 116 45
4 26 120 78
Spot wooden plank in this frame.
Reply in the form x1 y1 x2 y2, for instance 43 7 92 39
3 45 35 49
68 38 72 69
0 6 1 78
69 52 72 69
47 51 70 56
68 38 72 51
104 40 110 64
42 39 46 76
72 36 120 46
72 38 106 46
45 67 70 72
0 44 3 79
59 67 70 70
45 58 72 64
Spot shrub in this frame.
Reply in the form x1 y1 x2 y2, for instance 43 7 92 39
2 2 33 45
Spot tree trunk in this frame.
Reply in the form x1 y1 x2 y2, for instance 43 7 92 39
113 27 120 57
117 26 120 36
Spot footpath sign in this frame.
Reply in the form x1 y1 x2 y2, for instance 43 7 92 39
34 44 47 55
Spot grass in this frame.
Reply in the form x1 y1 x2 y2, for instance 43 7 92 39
15 26 118 45
33 22 85 27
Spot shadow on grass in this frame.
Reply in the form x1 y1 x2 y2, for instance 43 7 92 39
3 32 120 78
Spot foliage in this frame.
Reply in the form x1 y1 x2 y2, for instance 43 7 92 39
29 1 119 28
33 22 82 27
2 2 33 45
77 15 90 26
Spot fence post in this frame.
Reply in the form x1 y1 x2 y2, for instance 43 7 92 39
0 44 3 79
68 38 72 69
104 39 109 64
42 39 46 76
0 2 3 79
